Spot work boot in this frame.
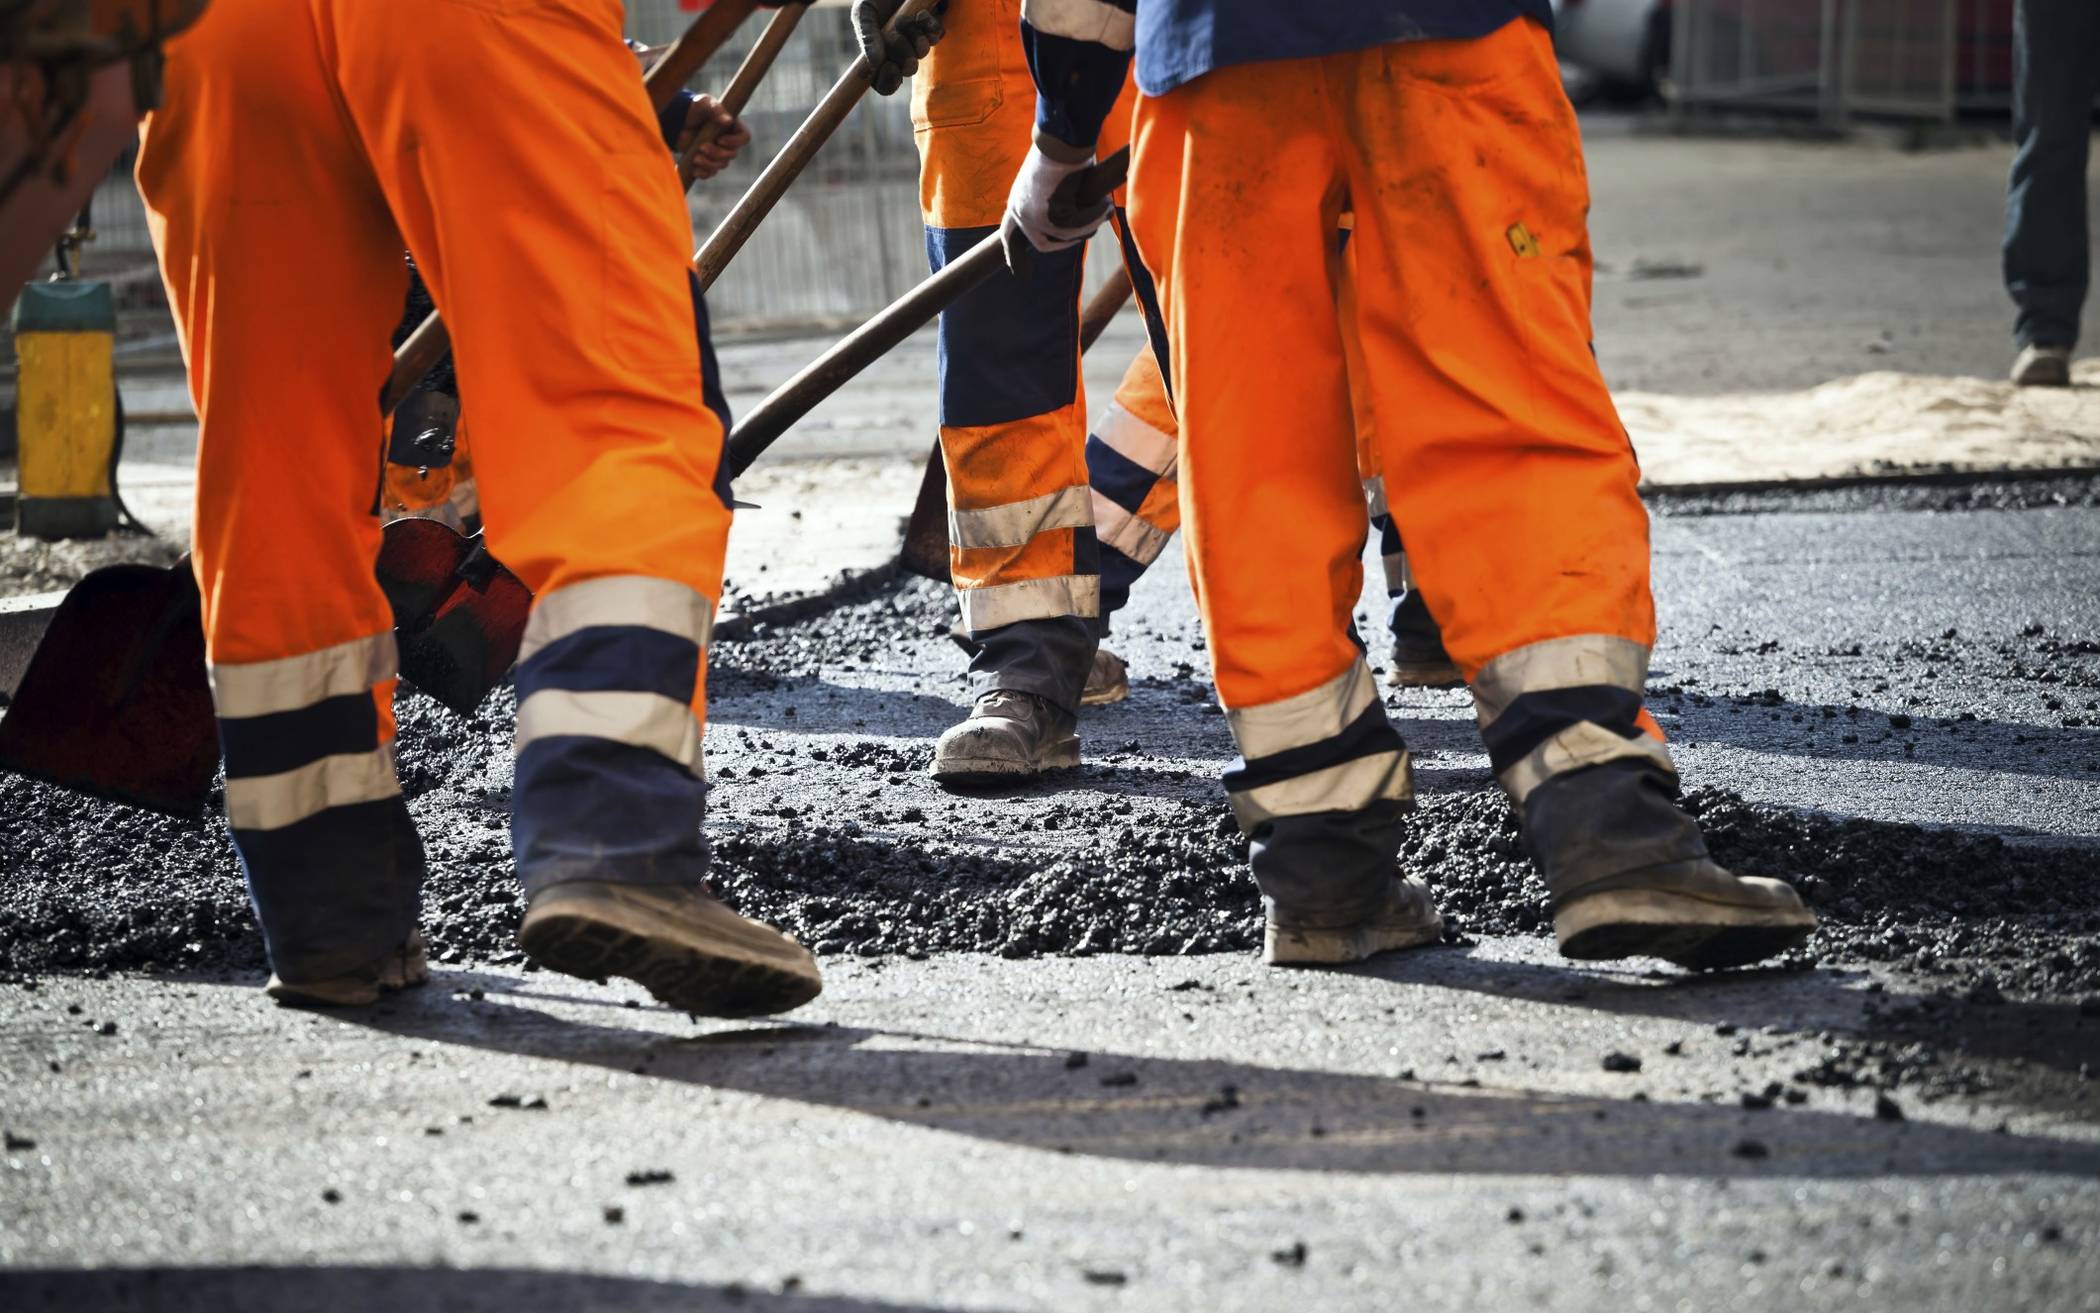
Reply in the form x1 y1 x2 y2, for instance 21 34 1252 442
1386 592 1462 689
266 931 430 1008
1081 647 1130 706
2011 343 2072 387
1525 760 1816 971
1264 874 1444 967
519 881 822 1018
930 689 1080 784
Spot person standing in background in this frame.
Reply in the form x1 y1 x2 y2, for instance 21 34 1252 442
2004 0 2099 387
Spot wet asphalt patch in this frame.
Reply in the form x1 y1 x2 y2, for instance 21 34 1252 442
3 575 2096 1023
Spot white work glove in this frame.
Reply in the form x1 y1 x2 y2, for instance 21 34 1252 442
1004 143 1112 260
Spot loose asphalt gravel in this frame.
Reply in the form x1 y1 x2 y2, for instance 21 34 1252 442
4 480 2099 1313
4 475 2098 1050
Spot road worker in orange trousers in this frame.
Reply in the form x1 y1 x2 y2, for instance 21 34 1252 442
1012 0 1816 970
1080 225 1461 705
892 0 1127 783
137 0 824 1013
381 55 759 530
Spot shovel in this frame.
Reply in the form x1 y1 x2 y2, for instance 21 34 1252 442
0 561 217 815
0 519 532 815
898 262 1136 582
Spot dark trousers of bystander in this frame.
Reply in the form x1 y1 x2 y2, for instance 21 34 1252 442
2004 0 2100 351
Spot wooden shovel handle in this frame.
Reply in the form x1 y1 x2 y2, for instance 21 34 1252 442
1078 265 1132 353
642 0 761 106
690 0 941 292
725 148 1131 478
680 2 806 156
381 1 761 415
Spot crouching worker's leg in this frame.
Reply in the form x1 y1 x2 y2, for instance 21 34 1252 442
330 0 818 1015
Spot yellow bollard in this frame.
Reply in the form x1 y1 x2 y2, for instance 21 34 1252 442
13 281 119 539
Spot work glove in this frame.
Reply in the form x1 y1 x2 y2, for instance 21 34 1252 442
1003 142 1111 270
671 92 753 186
852 0 945 97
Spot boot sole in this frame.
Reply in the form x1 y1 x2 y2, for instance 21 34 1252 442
520 896 821 1019
1264 912 1445 966
1556 888 1815 971
266 935 431 1008
929 740 1082 786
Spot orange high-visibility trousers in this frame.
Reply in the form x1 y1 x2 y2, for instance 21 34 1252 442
1126 18 1672 906
911 0 1140 708
137 0 730 983
1086 231 1413 632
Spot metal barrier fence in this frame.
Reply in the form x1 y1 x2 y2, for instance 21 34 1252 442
1670 0 1962 125
14 1 1118 345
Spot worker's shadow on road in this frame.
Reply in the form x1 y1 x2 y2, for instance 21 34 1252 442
347 977 2100 1183
708 669 975 735
1649 690 2099 785
1353 945 2100 1087
3 1265 953 1313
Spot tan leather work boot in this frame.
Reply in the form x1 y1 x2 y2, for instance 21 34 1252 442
930 689 1080 784
521 881 821 1018
266 931 430 1008
1081 647 1130 706
1264 874 1444 967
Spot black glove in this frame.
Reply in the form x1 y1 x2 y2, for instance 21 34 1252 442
852 0 945 97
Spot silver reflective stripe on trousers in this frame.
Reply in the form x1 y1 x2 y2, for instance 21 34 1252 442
1499 719 1674 806
1224 658 1412 829
956 574 1101 632
948 484 1093 551
1091 488 1174 565
208 631 396 719
1230 750 1414 831
517 575 715 669
1473 634 1674 805
514 688 703 773
1226 659 1378 760
1094 401 1177 477
224 744 400 832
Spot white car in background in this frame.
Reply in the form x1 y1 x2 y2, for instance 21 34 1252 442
1553 0 1672 101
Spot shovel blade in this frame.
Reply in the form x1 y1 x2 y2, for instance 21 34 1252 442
377 518 532 716
0 563 219 815
898 439 953 583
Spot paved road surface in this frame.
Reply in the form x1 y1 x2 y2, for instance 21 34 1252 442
5 485 2097 1312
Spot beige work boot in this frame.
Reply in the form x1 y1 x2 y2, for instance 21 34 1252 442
1554 859 1816 971
1081 647 1129 706
930 689 1080 784
1527 760 1817 971
266 930 431 1008
2011 344 2072 387
520 881 821 1018
1263 875 1444 967
1386 592 1462 689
